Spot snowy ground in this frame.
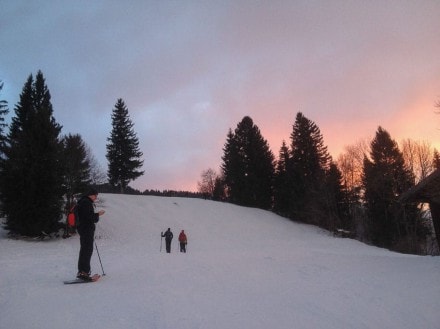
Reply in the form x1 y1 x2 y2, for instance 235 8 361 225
1 193 439 329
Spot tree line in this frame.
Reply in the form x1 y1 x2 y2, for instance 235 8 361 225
199 113 439 254
0 71 144 237
1 71 438 254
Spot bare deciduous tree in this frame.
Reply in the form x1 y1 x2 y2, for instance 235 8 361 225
86 145 107 185
336 139 369 194
197 168 217 198
401 139 434 184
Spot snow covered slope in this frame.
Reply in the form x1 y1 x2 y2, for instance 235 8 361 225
1 193 439 329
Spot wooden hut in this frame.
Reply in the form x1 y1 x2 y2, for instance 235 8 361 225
399 168 440 249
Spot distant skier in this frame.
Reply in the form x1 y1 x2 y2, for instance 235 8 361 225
178 230 187 253
161 228 173 253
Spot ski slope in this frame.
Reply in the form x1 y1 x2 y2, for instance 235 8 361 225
1 193 439 329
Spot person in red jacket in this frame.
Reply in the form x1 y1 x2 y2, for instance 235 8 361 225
178 230 187 253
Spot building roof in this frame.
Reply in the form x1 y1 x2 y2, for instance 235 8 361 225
399 169 440 204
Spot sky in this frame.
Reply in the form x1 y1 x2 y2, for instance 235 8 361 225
1 194 439 329
1 0 440 192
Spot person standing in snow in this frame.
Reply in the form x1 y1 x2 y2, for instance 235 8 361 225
178 230 187 253
161 228 173 253
76 188 105 280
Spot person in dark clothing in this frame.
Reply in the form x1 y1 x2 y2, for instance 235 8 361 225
178 230 187 253
161 228 173 253
76 188 105 280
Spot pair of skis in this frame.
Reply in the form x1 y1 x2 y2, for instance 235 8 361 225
65 240 106 284
64 273 101 284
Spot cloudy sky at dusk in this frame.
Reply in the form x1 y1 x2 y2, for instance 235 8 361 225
1 1 440 192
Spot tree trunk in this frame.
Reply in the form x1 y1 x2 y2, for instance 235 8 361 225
429 202 440 250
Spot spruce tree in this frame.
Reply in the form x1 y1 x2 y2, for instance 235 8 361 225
221 116 274 209
289 112 332 224
212 175 226 201
273 141 292 216
0 71 64 236
221 129 241 203
362 126 418 249
106 98 144 193
0 80 8 158
323 162 348 231
62 133 92 206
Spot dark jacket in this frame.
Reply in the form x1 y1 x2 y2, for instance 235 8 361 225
162 229 173 241
76 196 100 233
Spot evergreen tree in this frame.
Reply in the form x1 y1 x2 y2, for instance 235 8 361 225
323 162 348 231
221 129 241 203
62 133 92 206
0 71 64 236
0 80 8 159
362 126 418 249
273 140 292 216
106 98 144 193
221 116 274 209
212 175 226 201
289 112 332 224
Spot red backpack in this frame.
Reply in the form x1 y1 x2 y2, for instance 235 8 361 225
67 205 76 227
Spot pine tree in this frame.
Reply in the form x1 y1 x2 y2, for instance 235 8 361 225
0 80 9 158
212 175 226 201
289 112 331 224
62 133 92 206
221 116 274 209
323 162 348 231
106 98 144 193
273 141 292 215
0 71 64 236
221 128 243 204
362 126 418 249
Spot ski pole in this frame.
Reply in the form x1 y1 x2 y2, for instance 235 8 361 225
160 233 163 252
95 241 106 276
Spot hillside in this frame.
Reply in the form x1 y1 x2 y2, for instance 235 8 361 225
1 193 439 329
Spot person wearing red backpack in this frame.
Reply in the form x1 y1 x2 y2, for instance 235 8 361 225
76 188 105 281
178 230 187 253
